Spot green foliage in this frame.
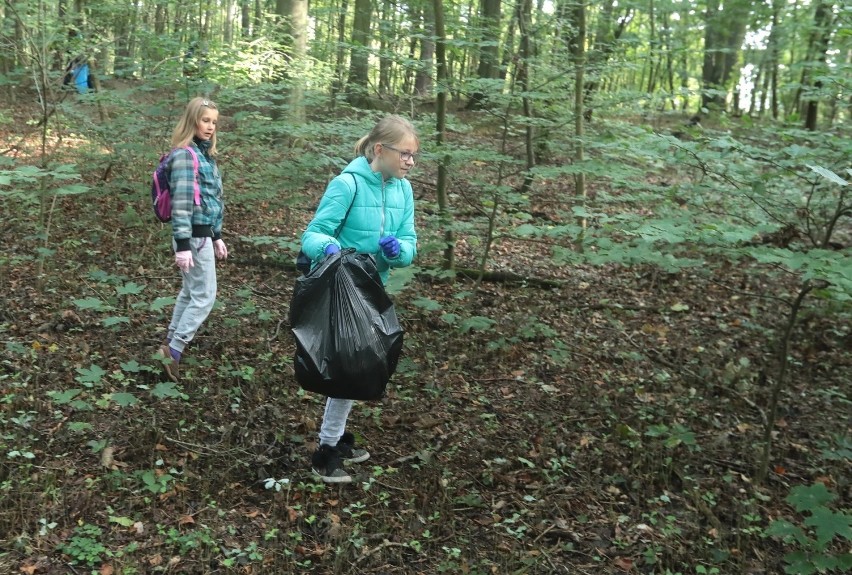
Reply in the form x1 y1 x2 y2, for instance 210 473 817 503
57 523 112 567
767 483 852 574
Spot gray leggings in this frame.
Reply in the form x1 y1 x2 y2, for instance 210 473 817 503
319 398 353 447
167 237 217 353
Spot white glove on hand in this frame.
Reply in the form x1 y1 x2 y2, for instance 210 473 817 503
214 239 228 260
175 250 194 272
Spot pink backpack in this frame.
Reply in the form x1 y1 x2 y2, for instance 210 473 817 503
151 146 201 223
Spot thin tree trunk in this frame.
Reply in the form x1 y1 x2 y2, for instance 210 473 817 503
241 0 251 37
346 0 371 106
573 0 586 229
432 0 454 271
414 2 435 98
378 0 392 94
803 0 833 131
517 0 534 195
330 0 349 105
467 0 501 110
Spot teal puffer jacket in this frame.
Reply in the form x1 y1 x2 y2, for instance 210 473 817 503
301 156 417 284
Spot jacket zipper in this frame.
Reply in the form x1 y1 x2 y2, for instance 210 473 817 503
380 178 386 238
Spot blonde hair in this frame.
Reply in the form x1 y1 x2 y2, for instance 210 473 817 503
354 115 419 160
171 97 219 156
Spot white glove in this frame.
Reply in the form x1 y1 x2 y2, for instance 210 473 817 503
214 239 228 260
175 250 194 272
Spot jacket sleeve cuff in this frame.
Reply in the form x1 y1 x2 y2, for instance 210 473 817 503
213 231 222 241
175 238 191 252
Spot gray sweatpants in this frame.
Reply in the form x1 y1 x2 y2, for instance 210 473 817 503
168 237 217 353
319 398 354 447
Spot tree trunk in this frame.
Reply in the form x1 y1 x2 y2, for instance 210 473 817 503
499 0 519 81
701 0 748 112
517 0 534 195
414 2 435 98
223 0 234 45
467 0 502 109
330 0 349 104
155 2 166 35
432 0 454 271
278 0 308 122
253 0 262 37
346 0 371 106
768 0 782 119
803 0 833 131
378 0 392 94
572 0 586 226
241 0 251 37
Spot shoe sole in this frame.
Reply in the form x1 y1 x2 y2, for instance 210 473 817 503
312 468 352 484
343 453 370 465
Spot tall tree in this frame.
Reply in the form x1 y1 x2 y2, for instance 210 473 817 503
277 0 308 121
701 0 749 112
346 0 371 105
467 0 502 109
802 0 834 131
432 0 454 271
414 2 435 97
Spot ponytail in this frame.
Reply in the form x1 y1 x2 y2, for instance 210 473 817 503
354 115 419 161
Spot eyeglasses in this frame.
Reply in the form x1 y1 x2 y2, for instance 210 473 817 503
382 144 420 163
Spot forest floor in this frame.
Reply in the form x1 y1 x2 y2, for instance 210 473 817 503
0 93 850 575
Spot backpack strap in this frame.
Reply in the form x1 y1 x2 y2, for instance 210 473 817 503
333 173 358 238
182 146 202 206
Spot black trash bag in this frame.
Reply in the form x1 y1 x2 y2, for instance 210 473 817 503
289 249 404 400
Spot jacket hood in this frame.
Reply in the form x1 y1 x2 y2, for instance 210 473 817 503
341 155 401 186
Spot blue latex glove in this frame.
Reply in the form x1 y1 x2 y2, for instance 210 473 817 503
324 244 340 256
379 235 401 259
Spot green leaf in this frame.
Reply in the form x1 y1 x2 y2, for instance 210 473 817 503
72 297 110 311
783 551 817 575
120 360 143 373
116 282 146 296
803 506 852 548
102 316 130 327
807 164 848 186
767 519 809 545
412 297 442 311
787 483 837 513
109 516 135 527
670 303 690 312
110 392 139 407
460 316 496 333
151 381 183 399
149 297 176 312
48 388 83 405
75 365 107 386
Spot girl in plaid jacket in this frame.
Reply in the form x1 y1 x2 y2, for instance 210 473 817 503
158 97 226 382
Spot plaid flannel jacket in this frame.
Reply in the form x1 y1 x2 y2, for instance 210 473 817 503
168 139 223 251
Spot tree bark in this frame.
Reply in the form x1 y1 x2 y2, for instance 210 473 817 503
700 0 748 112
239 0 249 37
803 0 833 131
414 2 435 98
572 0 586 226
346 0 372 106
467 0 502 110
432 0 454 271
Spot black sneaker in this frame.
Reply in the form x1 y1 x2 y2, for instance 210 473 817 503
311 445 352 484
336 432 370 464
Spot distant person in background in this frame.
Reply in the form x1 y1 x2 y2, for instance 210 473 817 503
63 55 93 94
300 115 419 483
157 97 227 382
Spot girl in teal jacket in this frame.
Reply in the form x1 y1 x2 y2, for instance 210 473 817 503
302 115 419 483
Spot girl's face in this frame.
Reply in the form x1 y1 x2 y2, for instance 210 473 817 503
375 134 419 179
195 108 219 141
